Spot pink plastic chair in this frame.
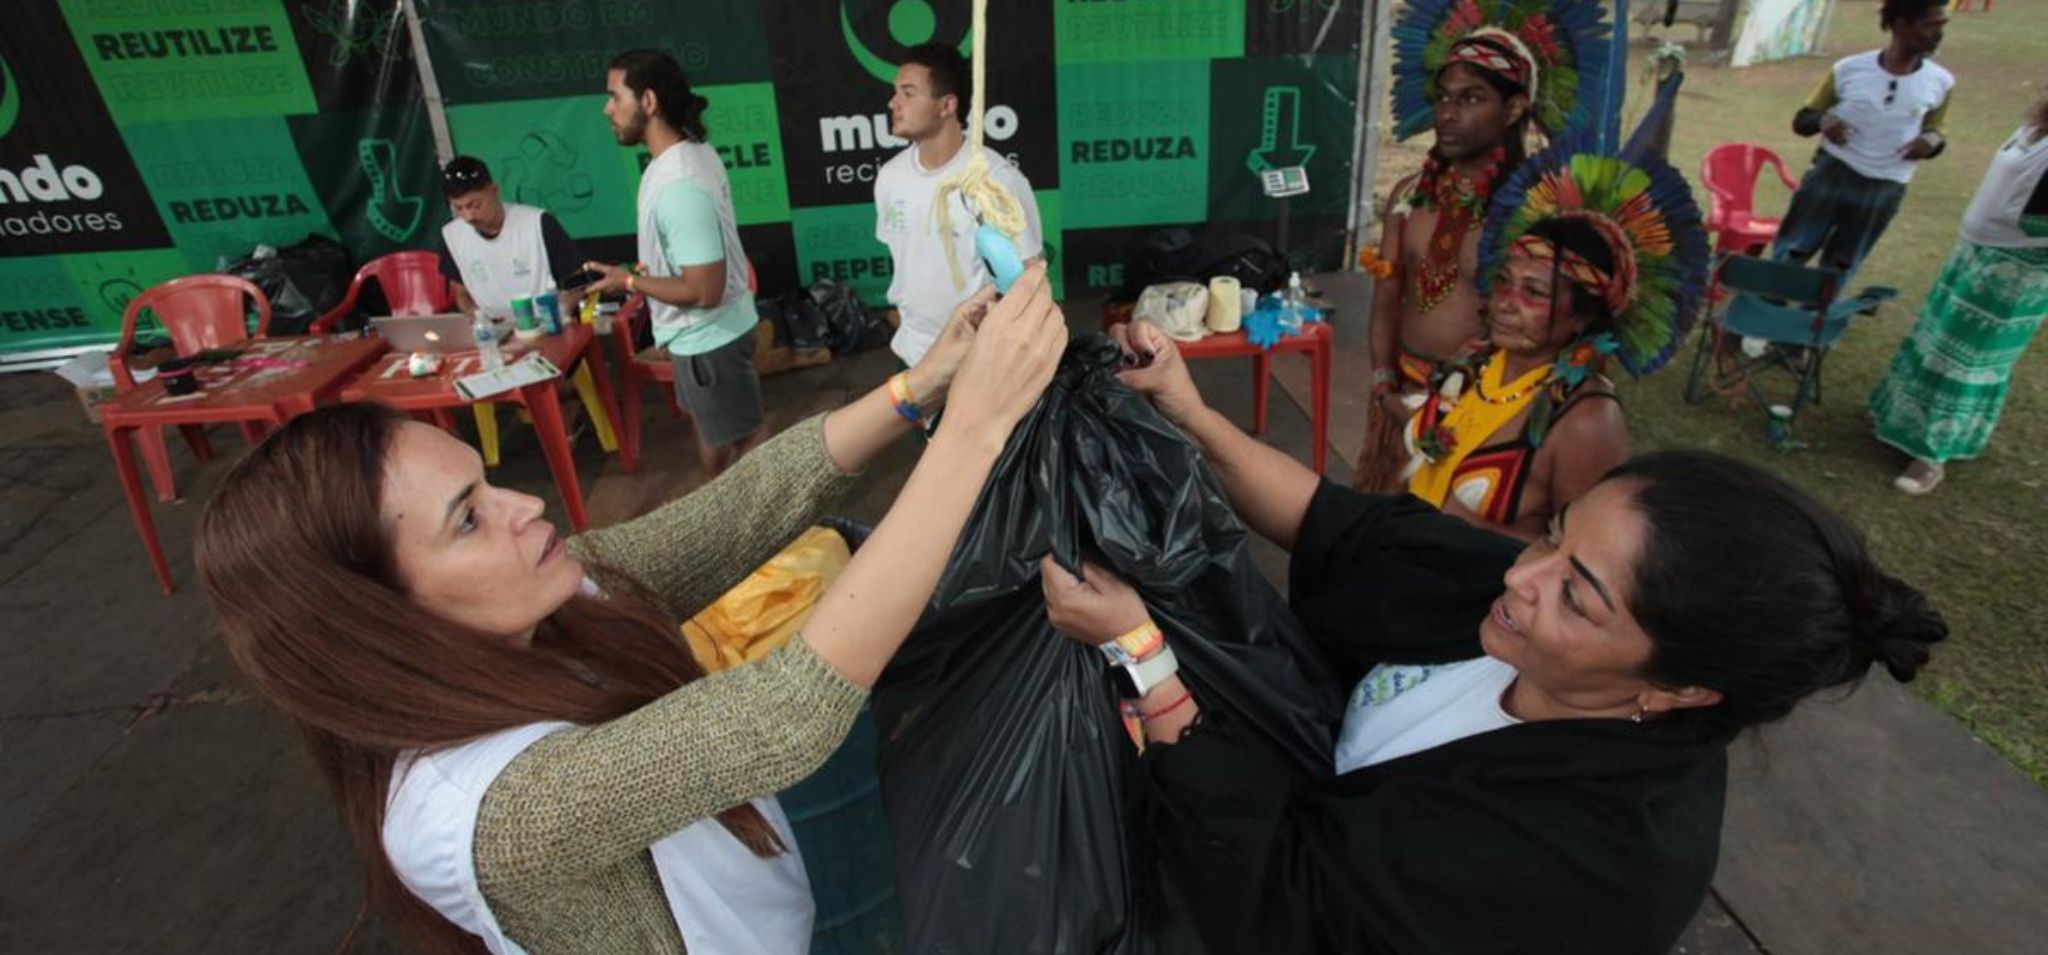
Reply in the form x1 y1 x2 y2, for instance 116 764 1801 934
312 251 454 333
107 275 274 501
1701 143 1801 259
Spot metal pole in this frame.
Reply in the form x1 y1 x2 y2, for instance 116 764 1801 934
402 0 454 162
1604 0 1630 152
1346 0 1396 270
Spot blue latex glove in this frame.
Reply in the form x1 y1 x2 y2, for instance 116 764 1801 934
975 225 1026 294
1245 307 1283 349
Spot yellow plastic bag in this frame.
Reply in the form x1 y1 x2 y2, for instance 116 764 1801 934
682 526 852 673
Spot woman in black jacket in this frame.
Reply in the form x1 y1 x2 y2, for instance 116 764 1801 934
1039 320 1948 954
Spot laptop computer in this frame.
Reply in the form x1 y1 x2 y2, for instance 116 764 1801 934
370 313 501 353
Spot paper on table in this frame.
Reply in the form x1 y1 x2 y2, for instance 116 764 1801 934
454 354 562 401
53 349 116 388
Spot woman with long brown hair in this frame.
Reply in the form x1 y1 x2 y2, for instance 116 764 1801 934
195 265 1068 954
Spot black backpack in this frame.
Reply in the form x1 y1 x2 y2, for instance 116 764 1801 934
1196 233 1289 296
1115 228 1289 302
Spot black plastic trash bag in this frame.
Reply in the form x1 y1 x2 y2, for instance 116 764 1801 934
804 279 891 355
220 234 352 335
872 335 1344 955
756 294 805 349
758 280 885 355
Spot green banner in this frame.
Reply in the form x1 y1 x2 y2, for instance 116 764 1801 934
1057 60 1211 230
3 0 1371 360
58 0 317 124
121 115 335 271
2 0 434 358
0 248 189 353
1052 0 1246 64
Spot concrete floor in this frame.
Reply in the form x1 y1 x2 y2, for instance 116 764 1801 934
2 282 2045 953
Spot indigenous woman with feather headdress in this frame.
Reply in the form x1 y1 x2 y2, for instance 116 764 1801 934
1352 0 1613 493
1399 107 1711 540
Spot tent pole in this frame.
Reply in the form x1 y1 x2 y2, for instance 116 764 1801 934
402 0 454 163
1347 0 1396 270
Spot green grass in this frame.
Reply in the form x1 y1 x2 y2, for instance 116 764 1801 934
1624 1 2048 782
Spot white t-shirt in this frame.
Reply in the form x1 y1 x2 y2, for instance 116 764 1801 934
1333 656 1522 774
874 142 1042 364
441 203 553 312
1817 51 1955 185
1960 125 2048 249
383 721 814 955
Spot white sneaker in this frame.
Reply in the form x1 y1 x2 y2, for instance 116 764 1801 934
1892 459 1944 496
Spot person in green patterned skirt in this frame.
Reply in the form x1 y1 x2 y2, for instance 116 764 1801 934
1869 92 2048 495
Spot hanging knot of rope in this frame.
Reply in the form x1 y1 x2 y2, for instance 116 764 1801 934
932 0 1026 290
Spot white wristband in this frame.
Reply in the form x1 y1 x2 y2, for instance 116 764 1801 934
1119 645 1180 697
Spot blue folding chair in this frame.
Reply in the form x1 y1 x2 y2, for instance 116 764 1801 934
1683 255 1895 447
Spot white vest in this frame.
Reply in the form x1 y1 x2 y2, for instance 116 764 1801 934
1819 52 1955 185
441 204 554 312
382 721 816 955
637 141 754 344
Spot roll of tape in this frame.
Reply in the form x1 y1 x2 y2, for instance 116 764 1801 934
1206 275 1243 333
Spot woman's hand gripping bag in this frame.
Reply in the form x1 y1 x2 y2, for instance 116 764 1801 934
872 335 1344 954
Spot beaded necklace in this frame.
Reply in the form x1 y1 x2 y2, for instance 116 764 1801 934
1408 147 1507 314
1473 352 1554 405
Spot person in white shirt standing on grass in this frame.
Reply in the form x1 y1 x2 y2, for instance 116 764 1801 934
1869 89 2048 496
1770 0 1953 283
875 42 1044 367
582 50 766 477
437 156 586 319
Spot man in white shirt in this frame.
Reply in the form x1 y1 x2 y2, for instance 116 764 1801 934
875 42 1043 366
436 156 585 317
1771 0 1953 281
581 50 764 477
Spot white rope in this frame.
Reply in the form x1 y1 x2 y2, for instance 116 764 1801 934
932 0 1026 290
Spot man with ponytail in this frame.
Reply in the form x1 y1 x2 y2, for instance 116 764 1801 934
579 49 767 478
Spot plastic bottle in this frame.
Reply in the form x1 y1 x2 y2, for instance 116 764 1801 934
473 315 505 372
536 283 564 334
1280 271 1307 335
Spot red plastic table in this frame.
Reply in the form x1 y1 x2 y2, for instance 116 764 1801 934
1105 319 1334 473
100 335 389 594
339 324 622 535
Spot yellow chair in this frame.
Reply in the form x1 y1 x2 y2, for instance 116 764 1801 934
471 360 618 466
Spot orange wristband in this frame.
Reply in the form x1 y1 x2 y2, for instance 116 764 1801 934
1111 620 1164 660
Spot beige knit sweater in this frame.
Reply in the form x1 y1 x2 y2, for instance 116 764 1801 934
472 413 867 953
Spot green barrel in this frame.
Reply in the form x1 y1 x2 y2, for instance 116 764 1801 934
780 705 902 954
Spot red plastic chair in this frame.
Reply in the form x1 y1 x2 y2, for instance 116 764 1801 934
614 260 758 467
107 275 274 502
1701 143 1800 259
312 251 454 333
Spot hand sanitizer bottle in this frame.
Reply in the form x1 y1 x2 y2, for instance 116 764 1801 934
1281 271 1307 335
473 315 505 372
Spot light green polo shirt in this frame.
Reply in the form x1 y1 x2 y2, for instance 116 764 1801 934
654 180 756 357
